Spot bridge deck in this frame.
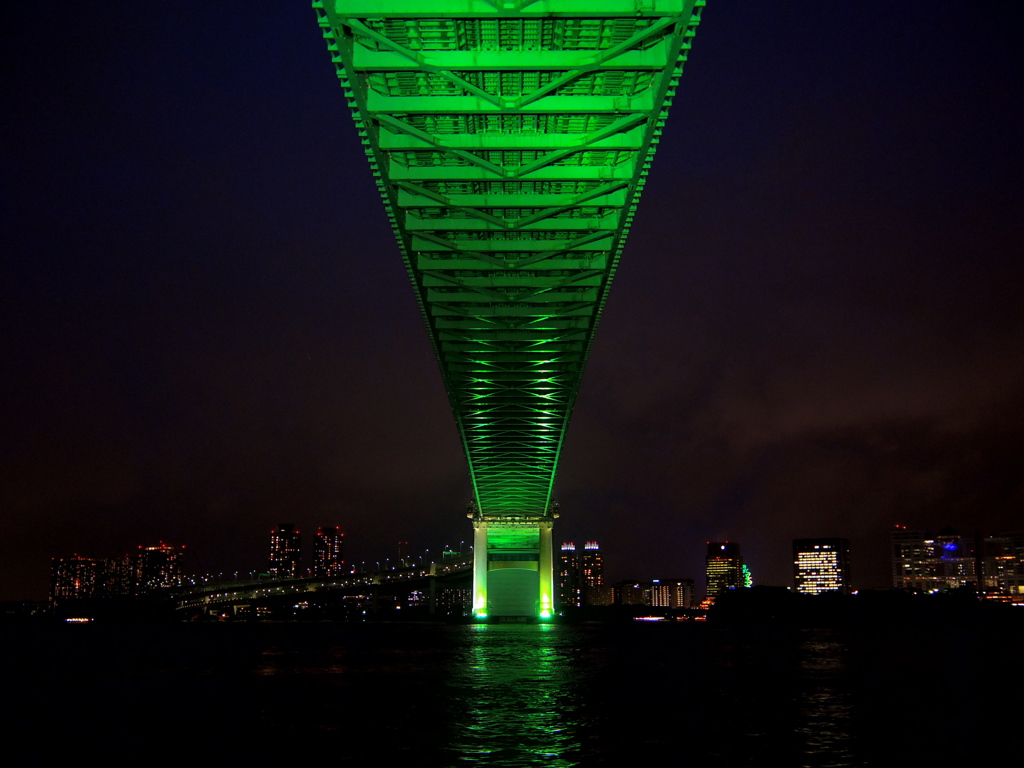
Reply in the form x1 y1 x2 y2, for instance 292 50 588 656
315 0 705 519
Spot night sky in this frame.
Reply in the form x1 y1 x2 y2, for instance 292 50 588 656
4 2 1023 601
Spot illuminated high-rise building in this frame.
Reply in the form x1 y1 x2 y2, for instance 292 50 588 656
586 584 615 606
313 527 345 577
978 533 1024 603
615 580 645 606
891 527 975 593
103 554 138 596
557 541 605 609
705 542 743 601
580 541 605 602
269 524 302 578
557 543 582 608
646 580 671 607
645 578 695 608
50 555 104 604
793 539 850 595
52 546 181 602
137 542 182 591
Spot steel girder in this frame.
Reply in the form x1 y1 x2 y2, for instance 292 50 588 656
315 0 704 520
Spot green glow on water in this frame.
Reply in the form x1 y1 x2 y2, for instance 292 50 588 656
452 624 578 765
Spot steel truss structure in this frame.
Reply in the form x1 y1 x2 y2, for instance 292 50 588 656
315 0 705 617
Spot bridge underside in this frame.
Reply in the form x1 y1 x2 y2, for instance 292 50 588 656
316 0 704 617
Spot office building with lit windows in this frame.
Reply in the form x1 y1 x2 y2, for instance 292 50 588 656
646 578 695 608
557 541 605 609
103 554 137 596
615 580 645 605
50 555 104 604
313 527 345 577
137 542 182 590
705 542 743 601
793 539 851 595
269 524 302 578
580 541 604 600
586 584 614 606
891 527 976 593
557 543 581 607
51 543 183 603
979 533 1024 603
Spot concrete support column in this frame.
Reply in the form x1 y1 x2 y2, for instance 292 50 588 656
538 520 554 619
472 520 488 618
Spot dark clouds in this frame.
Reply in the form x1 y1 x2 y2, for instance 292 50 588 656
3 2 1022 599
555 1 1024 584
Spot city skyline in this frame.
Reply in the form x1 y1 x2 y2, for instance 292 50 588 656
4 2 1023 602
37 523 1024 613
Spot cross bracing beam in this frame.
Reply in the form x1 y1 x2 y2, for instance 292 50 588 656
315 1 706 615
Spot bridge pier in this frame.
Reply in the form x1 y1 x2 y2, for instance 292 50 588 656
471 511 555 620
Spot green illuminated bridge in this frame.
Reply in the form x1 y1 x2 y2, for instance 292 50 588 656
314 0 706 619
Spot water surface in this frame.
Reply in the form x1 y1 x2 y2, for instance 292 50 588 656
5 621 1016 765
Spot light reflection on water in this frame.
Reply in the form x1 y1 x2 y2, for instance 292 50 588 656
9 620 1015 765
447 624 585 766
795 630 854 768
443 624 859 767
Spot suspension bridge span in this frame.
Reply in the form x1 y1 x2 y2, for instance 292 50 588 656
314 0 707 619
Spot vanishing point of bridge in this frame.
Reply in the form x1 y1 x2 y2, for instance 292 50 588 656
315 1 706 619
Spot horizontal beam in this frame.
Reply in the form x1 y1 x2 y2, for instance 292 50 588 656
397 190 628 208
405 215 620 233
412 236 614 253
352 43 675 72
366 93 655 114
380 126 646 152
327 1 692 19
432 304 594 317
388 163 635 182
424 274 603 288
